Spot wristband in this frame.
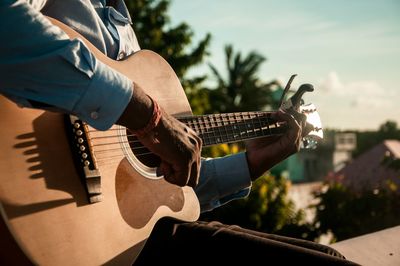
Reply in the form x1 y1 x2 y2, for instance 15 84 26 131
131 96 162 138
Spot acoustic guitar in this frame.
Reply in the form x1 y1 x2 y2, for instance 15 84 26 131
0 18 322 265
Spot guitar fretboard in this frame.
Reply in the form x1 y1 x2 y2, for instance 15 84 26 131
178 111 286 147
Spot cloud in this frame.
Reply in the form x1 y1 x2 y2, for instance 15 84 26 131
317 71 392 108
318 72 344 93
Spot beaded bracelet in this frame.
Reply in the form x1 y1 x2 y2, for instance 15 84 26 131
131 96 162 138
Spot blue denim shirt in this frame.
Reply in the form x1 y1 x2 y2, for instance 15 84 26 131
0 0 251 212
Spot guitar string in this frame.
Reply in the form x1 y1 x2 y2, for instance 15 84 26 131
90 119 283 157
89 120 280 148
93 131 278 164
92 127 283 151
89 119 282 151
92 128 286 160
87 115 284 159
91 129 281 155
95 137 289 164
87 115 278 145
93 129 286 162
93 136 287 165
86 112 276 133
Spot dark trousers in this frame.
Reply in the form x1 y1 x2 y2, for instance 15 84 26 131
134 219 360 265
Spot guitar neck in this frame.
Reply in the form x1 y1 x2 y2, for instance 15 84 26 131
178 111 286 147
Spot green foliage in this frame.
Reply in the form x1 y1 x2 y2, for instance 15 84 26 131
124 0 211 114
181 77 211 115
125 0 210 78
207 45 280 113
307 124 400 242
313 181 400 242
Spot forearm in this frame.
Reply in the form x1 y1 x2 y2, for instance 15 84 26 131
196 153 252 212
116 84 154 130
0 0 134 130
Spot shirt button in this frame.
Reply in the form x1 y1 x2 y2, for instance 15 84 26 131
117 51 126 60
90 111 99 120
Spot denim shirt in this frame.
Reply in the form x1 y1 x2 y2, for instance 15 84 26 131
0 0 251 212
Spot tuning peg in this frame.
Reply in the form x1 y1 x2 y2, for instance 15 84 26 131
281 83 314 111
279 74 297 108
278 76 323 149
292 84 314 107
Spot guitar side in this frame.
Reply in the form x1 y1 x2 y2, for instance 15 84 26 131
0 18 200 265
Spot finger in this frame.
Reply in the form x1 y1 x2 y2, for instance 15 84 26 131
278 111 301 139
194 134 202 150
272 109 295 123
289 117 303 153
187 158 200 188
246 134 280 147
159 161 172 178
274 111 302 153
167 163 190 187
187 127 202 150
188 135 198 147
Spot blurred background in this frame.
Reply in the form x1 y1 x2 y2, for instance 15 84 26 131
126 0 400 244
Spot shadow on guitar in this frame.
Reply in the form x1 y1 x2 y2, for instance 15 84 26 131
3 111 89 220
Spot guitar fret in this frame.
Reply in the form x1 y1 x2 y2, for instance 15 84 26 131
225 119 230 141
224 114 231 142
221 114 229 143
240 112 248 140
234 113 241 140
251 112 258 137
256 113 264 137
214 114 220 143
194 119 199 135
204 115 210 145
264 116 271 136
208 116 215 146
245 113 250 136
208 115 216 145
229 113 234 141
247 113 252 136
179 110 284 147
241 112 246 138
214 114 224 143
248 113 253 136
199 116 206 145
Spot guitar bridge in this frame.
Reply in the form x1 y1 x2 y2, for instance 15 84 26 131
66 115 103 203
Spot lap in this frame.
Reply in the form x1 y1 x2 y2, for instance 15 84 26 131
134 219 359 265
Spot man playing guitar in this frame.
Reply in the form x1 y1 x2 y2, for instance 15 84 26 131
0 1 355 265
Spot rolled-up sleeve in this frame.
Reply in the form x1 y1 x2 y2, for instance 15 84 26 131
0 0 132 130
196 152 252 212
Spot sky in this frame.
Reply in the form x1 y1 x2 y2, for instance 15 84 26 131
169 0 400 130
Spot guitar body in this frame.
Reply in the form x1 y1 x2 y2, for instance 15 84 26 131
0 18 199 265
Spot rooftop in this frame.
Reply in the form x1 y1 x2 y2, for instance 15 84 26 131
329 140 400 191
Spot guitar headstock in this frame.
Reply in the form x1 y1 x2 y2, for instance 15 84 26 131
299 103 323 149
280 75 323 149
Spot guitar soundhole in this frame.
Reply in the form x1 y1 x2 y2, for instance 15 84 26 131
126 130 161 168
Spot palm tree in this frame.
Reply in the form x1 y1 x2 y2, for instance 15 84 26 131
208 45 278 113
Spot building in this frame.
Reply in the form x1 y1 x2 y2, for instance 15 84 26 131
272 131 357 183
329 139 400 192
333 132 357 171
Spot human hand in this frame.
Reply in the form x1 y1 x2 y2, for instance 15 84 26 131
137 110 202 187
117 83 202 187
245 110 302 181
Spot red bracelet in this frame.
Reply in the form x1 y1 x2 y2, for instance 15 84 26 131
131 96 162 138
